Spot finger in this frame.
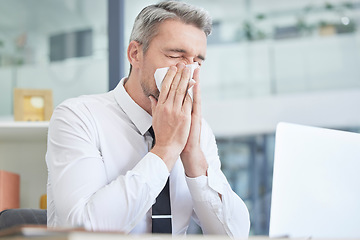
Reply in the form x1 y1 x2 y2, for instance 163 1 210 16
158 66 177 104
174 67 191 108
182 93 193 118
149 95 158 116
167 63 185 103
193 66 200 82
192 68 201 116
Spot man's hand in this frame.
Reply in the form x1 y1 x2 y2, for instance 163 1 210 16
180 68 208 178
149 63 194 172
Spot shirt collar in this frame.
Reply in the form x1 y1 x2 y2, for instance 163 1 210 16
114 78 152 135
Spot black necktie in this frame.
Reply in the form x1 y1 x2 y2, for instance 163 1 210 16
148 127 172 234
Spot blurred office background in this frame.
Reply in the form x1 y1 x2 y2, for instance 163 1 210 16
1 0 360 235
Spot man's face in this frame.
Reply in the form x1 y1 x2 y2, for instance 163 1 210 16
139 19 207 99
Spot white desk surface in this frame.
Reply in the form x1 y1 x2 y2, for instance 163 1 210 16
0 226 356 240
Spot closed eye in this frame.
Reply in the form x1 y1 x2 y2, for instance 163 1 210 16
166 54 203 66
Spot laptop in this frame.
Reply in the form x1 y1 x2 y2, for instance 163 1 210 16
269 122 360 238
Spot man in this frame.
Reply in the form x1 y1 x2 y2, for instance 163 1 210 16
46 1 250 237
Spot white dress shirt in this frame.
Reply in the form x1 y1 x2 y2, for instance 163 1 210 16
46 78 250 237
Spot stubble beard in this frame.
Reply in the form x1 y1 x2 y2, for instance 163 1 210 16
140 77 160 101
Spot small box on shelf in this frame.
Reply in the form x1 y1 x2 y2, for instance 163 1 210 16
13 88 53 122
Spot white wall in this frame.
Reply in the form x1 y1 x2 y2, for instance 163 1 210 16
203 89 360 137
198 33 360 136
200 33 360 100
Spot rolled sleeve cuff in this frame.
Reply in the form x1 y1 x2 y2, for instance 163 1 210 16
132 152 169 197
185 175 221 205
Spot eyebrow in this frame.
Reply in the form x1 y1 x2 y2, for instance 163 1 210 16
165 48 206 61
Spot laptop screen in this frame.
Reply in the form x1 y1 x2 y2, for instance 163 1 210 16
269 122 360 238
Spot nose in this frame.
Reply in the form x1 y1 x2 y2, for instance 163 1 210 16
182 58 195 65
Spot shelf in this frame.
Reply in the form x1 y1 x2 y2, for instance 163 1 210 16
0 121 49 142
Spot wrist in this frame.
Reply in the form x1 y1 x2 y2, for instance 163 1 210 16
184 163 208 178
151 145 180 171
181 150 208 178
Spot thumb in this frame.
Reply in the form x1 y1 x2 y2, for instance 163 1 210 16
149 95 158 116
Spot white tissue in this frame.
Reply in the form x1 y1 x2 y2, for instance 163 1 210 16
154 62 198 100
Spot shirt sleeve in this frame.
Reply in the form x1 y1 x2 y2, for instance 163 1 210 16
46 101 169 233
185 119 250 238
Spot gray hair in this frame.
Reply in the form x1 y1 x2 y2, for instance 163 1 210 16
129 1 212 54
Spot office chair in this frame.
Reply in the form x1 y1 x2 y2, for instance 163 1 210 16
0 209 47 231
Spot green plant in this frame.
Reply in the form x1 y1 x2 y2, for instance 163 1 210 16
256 13 266 21
325 2 334 10
343 2 354 9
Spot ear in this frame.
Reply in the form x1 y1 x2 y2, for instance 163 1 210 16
127 40 143 70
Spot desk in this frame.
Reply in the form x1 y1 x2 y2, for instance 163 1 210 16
0 226 355 240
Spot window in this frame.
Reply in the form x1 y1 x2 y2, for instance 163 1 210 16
49 29 93 62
